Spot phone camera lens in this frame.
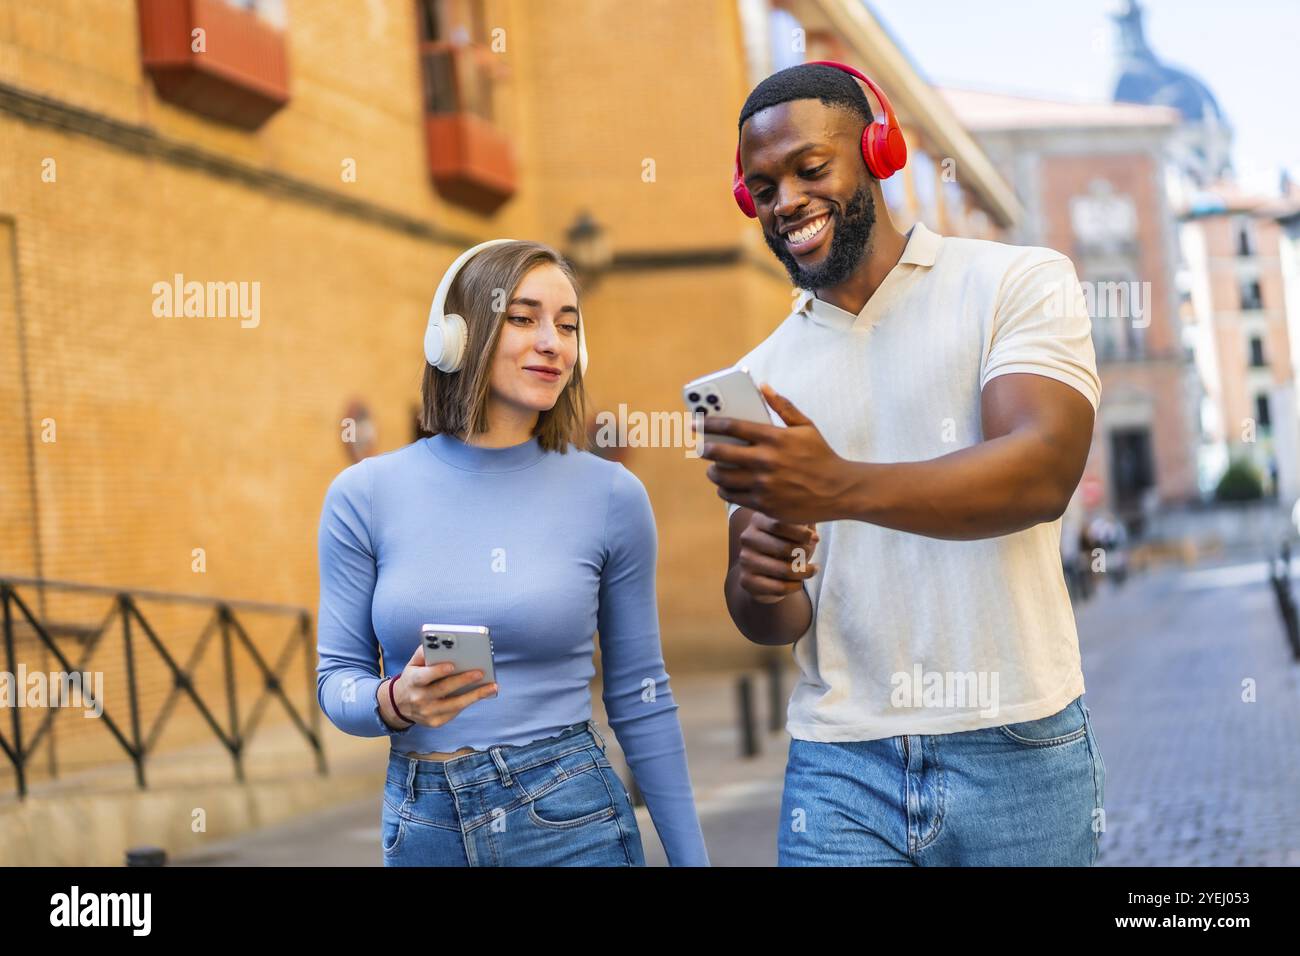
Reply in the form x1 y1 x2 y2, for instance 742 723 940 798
706 394 720 405
441 639 454 648
687 391 700 403
694 405 708 415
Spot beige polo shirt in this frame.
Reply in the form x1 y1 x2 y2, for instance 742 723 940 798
728 221 1101 742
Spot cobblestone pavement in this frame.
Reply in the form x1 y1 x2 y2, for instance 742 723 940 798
174 556 1300 866
1080 559 1300 866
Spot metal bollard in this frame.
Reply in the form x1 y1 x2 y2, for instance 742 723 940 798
737 674 758 758
125 846 167 866
765 654 783 733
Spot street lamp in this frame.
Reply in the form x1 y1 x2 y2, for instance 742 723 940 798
564 210 612 278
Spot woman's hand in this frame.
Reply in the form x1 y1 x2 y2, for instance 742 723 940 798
379 643 498 730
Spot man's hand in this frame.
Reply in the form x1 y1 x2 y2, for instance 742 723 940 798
723 506 817 645
699 383 851 524
733 511 820 604
699 372 1095 541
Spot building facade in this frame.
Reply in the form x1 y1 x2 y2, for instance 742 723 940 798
1180 197 1299 497
1105 0 1300 502
0 0 1021 765
940 87 1200 526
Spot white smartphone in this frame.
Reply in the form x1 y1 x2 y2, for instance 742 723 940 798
420 625 495 697
683 364 782 446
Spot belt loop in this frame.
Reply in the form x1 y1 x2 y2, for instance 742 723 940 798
490 745 513 787
404 756 418 801
587 719 608 753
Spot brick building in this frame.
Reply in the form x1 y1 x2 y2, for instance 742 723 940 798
1179 193 1300 497
1 0 1020 783
1103 0 1300 502
940 87 1200 525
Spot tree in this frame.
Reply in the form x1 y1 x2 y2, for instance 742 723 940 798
1215 458 1264 501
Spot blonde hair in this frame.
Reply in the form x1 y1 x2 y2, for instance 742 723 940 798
419 241 588 453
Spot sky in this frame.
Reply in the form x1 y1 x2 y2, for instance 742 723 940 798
865 0 1300 196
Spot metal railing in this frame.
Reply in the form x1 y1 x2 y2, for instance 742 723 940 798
0 576 326 800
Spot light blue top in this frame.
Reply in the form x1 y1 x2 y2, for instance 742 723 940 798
315 432 709 866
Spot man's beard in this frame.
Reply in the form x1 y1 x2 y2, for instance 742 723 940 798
764 185 876 290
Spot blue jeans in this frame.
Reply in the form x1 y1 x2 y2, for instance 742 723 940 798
778 694 1105 865
381 719 646 866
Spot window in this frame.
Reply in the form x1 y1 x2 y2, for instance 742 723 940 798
1109 428 1155 512
1085 273 1143 361
1123 313 1146 359
1092 314 1118 362
415 0 515 210
418 0 484 42
1240 278 1263 311
421 49 492 119
1256 394 1272 429
418 0 491 119
1249 335 1267 367
1235 216 1256 257
219 0 286 28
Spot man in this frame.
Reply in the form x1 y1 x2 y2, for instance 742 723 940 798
699 63 1106 865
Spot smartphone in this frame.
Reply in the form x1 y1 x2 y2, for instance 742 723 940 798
683 364 782 446
420 625 495 698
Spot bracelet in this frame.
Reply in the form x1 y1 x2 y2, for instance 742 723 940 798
386 677 415 728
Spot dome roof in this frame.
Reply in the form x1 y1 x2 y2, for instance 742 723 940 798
1110 0 1226 124
1115 63 1224 123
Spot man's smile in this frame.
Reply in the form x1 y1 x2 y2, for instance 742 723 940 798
781 212 833 256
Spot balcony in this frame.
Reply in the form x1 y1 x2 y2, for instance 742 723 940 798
420 43 516 212
136 0 290 129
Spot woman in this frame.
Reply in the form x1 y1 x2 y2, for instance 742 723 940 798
316 239 709 866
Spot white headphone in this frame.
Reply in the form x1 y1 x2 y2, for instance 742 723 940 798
424 239 589 376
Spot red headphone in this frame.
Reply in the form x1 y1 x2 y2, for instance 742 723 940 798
732 60 908 219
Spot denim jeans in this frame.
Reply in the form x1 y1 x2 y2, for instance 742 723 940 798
778 694 1105 865
381 719 646 866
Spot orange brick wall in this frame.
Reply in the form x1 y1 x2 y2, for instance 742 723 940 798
0 0 1024 765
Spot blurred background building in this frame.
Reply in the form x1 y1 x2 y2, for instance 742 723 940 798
942 0 1300 534
0 0 1021 810
940 86 1196 528
0 0 1019 694
1179 189 1299 501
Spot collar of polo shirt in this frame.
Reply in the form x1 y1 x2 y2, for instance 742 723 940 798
794 221 943 328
